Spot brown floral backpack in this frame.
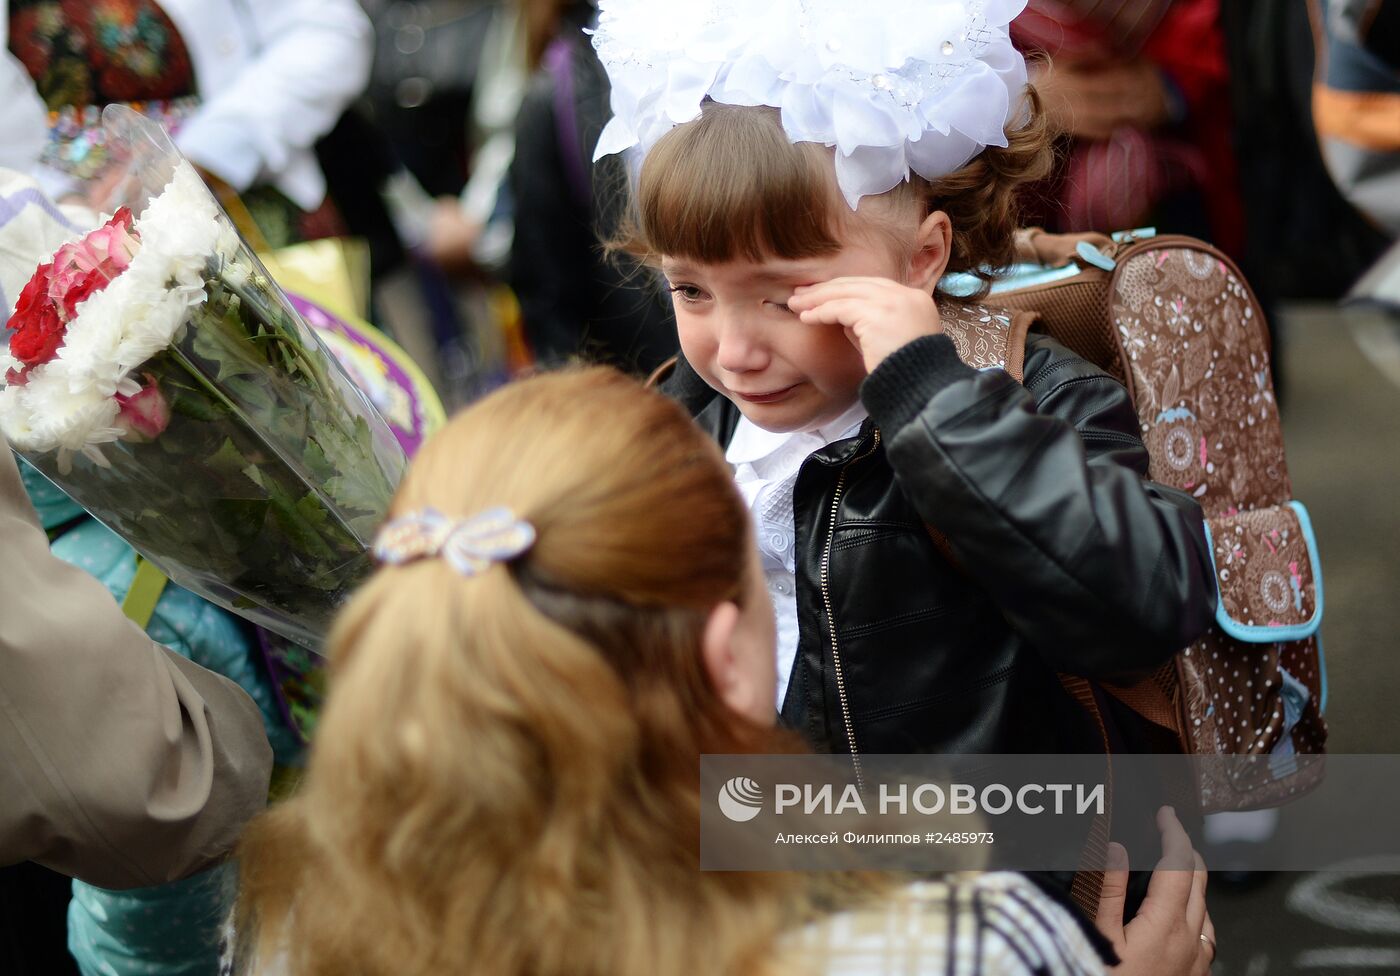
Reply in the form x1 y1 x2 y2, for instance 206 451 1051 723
947 232 1328 812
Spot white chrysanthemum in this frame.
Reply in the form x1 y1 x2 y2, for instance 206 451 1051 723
137 163 222 268
214 220 243 263
23 380 123 451
112 283 203 373
46 285 131 397
591 0 1029 207
0 160 229 456
7 370 123 467
0 383 45 450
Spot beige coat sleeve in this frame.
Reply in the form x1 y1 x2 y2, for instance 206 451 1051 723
0 441 272 889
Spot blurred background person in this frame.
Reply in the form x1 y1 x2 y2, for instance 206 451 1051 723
1 0 373 248
0 0 442 389
361 0 532 405
1310 0 1400 238
1224 0 1391 307
1310 0 1399 320
506 0 676 373
1310 0 1400 382
365 0 676 389
1012 0 1244 257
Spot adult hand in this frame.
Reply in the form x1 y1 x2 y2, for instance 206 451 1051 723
1032 58 1173 140
1096 806 1215 976
786 277 943 374
425 197 482 278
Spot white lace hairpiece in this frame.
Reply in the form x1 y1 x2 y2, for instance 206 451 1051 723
589 0 1031 209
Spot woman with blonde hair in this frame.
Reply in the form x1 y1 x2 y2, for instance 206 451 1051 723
233 367 1212 976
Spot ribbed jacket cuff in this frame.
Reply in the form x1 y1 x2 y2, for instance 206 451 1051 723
860 334 978 435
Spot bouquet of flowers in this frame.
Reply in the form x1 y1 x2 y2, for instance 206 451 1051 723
0 108 406 649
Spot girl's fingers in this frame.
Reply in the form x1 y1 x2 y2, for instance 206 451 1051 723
787 286 870 312
797 298 881 330
788 277 900 308
792 276 897 293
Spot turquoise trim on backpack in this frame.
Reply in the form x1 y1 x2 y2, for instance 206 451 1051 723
1112 227 1157 242
1076 240 1117 271
984 262 1085 294
950 227 1160 296
1202 500 1325 644
1075 228 1159 270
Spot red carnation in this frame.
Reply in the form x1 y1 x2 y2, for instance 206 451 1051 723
8 302 66 366
58 268 108 321
10 260 53 325
6 260 68 374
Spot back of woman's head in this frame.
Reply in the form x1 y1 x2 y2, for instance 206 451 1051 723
331 365 755 765
236 368 789 976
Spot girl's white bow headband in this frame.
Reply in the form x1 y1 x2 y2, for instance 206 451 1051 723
589 0 1032 209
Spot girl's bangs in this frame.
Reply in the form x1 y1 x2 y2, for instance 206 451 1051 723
635 104 845 265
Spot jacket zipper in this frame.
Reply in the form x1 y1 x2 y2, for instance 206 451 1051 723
819 427 882 791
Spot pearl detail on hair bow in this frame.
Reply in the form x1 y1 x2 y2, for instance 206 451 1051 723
373 507 537 578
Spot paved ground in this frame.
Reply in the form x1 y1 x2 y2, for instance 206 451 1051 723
1206 303 1400 976
1278 306 1400 755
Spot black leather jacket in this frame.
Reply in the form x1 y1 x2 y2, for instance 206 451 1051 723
666 331 1217 757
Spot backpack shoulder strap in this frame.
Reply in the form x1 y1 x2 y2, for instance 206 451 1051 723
937 302 1037 382
645 355 677 389
120 556 170 631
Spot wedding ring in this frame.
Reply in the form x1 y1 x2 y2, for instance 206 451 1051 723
1200 933 1217 956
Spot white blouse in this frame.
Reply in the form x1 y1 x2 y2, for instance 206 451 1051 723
726 400 868 712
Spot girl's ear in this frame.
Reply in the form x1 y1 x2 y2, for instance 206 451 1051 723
701 601 757 717
908 210 953 293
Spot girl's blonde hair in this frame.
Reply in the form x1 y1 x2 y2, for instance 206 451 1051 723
234 368 850 975
614 91 1052 300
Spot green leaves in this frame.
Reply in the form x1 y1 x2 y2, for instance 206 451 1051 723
93 270 402 644
312 414 395 533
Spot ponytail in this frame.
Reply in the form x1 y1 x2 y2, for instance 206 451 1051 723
236 368 823 976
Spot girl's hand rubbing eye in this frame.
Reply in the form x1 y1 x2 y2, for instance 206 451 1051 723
785 276 943 374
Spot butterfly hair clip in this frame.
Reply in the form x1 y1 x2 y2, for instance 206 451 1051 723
373 507 536 578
